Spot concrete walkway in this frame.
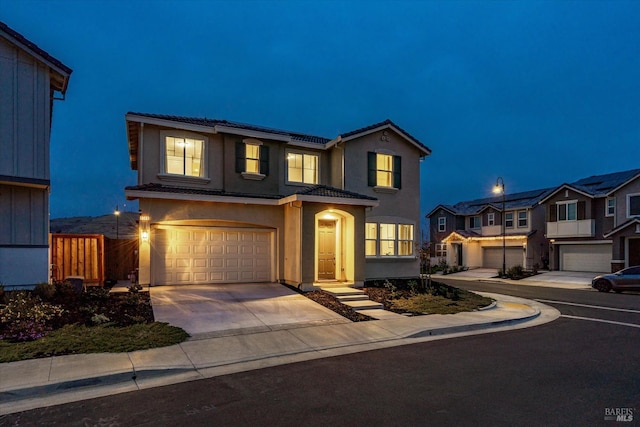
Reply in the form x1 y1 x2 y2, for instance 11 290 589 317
0 292 559 415
440 268 599 290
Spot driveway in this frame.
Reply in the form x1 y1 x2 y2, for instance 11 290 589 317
150 283 349 339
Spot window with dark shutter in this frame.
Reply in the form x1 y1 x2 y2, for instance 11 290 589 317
549 204 557 222
235 142 245 173
393 155 402 189
577 201 586 220
259 145 269 175
367 152 377 187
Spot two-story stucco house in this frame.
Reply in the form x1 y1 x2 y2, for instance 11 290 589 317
0 21 71 288
124 113 430 290
427 188 552 271
539 169 640 272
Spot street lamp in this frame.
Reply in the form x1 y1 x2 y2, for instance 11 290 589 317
114 205 120 240
493 178 506 277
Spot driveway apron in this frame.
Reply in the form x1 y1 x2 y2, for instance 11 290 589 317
149 283 349 338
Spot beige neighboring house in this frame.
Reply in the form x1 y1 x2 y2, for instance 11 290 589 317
125 113 431 289
0 21 72 288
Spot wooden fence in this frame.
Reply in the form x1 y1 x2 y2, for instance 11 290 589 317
50 234 105 284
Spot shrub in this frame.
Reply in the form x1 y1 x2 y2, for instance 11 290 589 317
506 265 525 279
0 292 66 341
383 279 397 298
33 282 56 301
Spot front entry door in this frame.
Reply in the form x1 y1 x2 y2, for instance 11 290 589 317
318 220 336 280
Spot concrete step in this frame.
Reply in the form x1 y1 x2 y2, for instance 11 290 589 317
336 295 370 302
321 287 365 297
356 308 407 320
342 300 384 310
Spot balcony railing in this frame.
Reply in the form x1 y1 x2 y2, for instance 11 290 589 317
546 220 595 238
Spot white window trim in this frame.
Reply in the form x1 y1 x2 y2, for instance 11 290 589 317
488 212 495 226
158 130 210 183
517 210 528 228
435 243 447 258
605 197 616 217
286 150 319 185
438 217 446 232
557 200 578 222
505 212 514 229
243 138 263 178
366 223 415 258
365 222 377 257
628 193 640 218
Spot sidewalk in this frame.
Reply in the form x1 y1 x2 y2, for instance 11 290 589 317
0 293 560 415
441 269 597 290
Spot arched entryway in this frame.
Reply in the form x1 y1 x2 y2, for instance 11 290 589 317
314 209 355 283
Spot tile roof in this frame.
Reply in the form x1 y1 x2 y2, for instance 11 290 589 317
294 185 377 201
126 183 376 202
127 112 331 144
0 20 72 75
125 183 282 200
340 119 430 153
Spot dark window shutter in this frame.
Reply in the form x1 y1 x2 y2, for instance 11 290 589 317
259 145 269 175
577 201 586 220
235 142 245 173
367 152 376 187
393 155 402 189
549 204 557 222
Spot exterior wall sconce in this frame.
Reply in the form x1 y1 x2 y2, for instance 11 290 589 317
140 214 150 242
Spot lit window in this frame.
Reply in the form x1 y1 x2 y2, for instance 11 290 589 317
245 144 260 174
288 153 318 184
376 154 393 187
380 223 396 256
398 224 414 256
365 223 377 256
165 136 204 177
606 197 615 217
518 211 528 227
488 213 495 226
438 217 446 232
505 212 514 228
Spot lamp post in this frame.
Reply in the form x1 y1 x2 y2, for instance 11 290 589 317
114 205 120 240
493 178 506 277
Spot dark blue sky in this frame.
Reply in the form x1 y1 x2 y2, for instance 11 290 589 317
2 1 639 228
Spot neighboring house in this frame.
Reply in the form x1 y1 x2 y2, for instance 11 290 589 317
539 169 640 273
427 188 552 271
124 113 431 289
428 168 640 274
0 21 71 288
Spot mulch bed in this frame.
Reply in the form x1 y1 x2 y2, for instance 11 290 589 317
304 290 373 322
363 288 415 314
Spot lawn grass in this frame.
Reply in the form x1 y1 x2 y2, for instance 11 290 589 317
0 322 189 363
391 290 493 315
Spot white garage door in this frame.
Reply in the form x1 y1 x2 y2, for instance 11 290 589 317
154 227 273 285
483 247 523 269
559 244 611 273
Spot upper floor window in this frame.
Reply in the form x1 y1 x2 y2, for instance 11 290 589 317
236 140 269 178
488 213 495 226
505 212 514 228
518 210 528 227
368 152 401 189
628 194 640 218
438 217 446 232
287 152 318 184
606 197 615 217
165 136 204 177
469 216 480 229
550 200 586 222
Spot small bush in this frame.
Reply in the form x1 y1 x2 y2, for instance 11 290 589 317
0 292 66 341
33 282 56 301
383 279 397 298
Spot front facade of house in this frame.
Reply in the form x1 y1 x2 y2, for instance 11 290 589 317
428 189 551 271
0 21 71 288
429 168 640 274
125 114 430 290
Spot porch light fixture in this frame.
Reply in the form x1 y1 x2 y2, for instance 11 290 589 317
493 177 506 276
140 213 150 242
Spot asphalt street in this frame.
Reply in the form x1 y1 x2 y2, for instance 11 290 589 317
2 281 639 427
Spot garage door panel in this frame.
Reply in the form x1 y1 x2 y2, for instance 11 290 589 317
559 244 610 272
483 247 523 269
153 227 273 285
